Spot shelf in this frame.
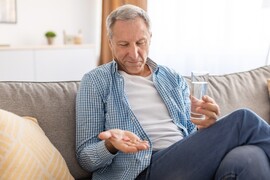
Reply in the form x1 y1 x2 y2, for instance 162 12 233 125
0 44 95 51
0 44 96 81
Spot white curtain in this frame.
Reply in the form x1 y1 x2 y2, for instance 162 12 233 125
148 0 270 75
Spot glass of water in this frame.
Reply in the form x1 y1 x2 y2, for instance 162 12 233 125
190 71 209 120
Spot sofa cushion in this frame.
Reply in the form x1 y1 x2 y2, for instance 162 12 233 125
0 109 74 179
0 82 91 179
185 65 270 123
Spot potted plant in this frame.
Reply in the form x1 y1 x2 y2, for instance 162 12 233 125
45 31 56 45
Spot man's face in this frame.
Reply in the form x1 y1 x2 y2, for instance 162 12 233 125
109 17 151 76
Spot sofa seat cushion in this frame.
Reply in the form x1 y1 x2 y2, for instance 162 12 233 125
0 109 74 179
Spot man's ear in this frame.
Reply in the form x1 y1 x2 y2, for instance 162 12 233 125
149 32 152 45
108 39 115 59
108 39 113 49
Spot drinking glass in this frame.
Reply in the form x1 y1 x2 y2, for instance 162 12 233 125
190 71 209 120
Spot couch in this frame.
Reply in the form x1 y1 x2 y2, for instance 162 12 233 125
0 65 269 179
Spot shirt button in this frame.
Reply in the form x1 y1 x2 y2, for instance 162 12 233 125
131 116 136 120
145 155 149 159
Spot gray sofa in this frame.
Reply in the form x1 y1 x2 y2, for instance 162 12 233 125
0 65 269 179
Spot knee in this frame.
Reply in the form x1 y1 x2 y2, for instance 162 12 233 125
225 108 262 125
222 145 267 166
232 108 255 118
215 145 270 180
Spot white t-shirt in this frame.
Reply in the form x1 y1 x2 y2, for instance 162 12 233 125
119 71 184 151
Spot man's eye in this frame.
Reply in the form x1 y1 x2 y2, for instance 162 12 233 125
137 41 146 45
119 43 128 47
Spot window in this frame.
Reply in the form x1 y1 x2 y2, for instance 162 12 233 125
148 0 270 75
0 0 17 24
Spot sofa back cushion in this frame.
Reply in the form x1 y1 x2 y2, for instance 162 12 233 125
0 81 90 179
185 65 270 123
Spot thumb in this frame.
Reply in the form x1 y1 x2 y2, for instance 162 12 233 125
191 95 199 102
98 131 112 140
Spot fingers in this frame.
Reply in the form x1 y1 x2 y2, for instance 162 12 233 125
121 131 149 151
98 129 149 153
202 96 220 116
198 105 219 119
202 95 215 103
124 139 149 151
191 95 221 129
191 116 216 129
112 137 149 153
196 95 220 117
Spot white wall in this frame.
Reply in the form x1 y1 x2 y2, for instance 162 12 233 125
0 0 102 47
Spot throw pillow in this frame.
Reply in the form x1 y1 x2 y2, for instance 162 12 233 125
0 109 74 180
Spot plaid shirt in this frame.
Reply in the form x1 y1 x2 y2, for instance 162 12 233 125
76 58 196 180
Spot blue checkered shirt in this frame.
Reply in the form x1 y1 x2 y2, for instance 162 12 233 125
76 58 196 180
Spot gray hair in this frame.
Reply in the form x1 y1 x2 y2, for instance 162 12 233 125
106 4 151 39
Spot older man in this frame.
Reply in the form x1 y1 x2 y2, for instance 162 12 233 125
76 4 270 180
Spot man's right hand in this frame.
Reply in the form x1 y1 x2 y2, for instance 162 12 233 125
98 129 149 154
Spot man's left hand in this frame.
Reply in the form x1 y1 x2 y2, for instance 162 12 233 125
191 95 221 129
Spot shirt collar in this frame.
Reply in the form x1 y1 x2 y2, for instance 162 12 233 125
111 57 159 74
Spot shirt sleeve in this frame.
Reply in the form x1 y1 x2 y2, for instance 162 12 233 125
179 74 197 134
75 73 116 172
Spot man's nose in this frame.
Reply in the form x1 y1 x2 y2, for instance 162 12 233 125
128 44 139 59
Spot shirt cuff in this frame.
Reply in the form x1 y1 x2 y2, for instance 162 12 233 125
96 140 117 161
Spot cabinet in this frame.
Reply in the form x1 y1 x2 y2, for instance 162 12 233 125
0 44 96 81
